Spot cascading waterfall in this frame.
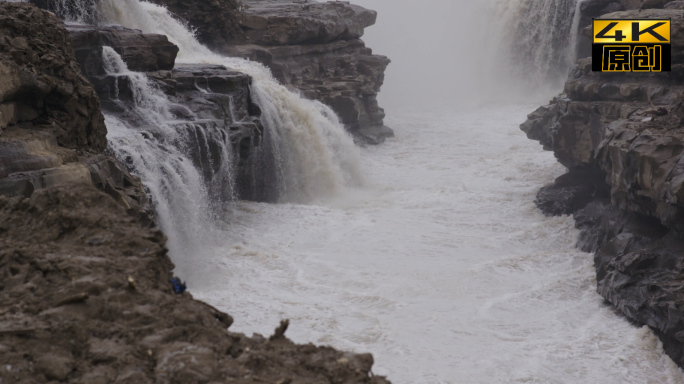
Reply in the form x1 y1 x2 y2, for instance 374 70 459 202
101 46 237 277
35 0 365 278
60 0 364 204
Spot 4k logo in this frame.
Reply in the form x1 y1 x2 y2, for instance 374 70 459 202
592 19 671 72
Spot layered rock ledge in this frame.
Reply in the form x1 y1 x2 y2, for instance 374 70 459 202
28 0 393 144
223 0 393 144
521 6 684 368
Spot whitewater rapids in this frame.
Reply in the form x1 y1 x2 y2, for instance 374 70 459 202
193 104 684 384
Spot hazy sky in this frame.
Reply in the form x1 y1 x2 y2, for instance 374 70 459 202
349 0 498 107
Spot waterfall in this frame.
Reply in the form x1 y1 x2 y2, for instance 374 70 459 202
33 0 365 278
487 0 582 90
55 0 364 204
101 46 238 277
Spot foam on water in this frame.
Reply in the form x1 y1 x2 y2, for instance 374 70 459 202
193 104 684 383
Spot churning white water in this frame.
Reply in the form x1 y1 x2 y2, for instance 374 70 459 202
194 104 684 384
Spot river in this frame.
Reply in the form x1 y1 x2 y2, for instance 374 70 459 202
194 103 683 384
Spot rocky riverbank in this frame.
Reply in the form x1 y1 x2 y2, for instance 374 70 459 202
0 2 390 382
521 1 684 368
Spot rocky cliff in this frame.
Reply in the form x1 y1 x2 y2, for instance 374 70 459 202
0 3 390 382
196 0 393 144
29 0 392 144
0 1 152 225
521 3 684 368
0 183 389 384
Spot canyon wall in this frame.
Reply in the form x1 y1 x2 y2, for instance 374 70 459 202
0 3 390 382
521 2 684 368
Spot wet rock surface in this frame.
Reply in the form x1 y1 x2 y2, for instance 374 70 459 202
239 0 377 46
222 0 392 144
146 0 245 50
69 25 179 74
0 184 390 384
65 24 270 202
0 2 151 223
522 6 684 368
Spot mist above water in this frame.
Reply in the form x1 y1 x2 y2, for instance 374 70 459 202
352 0 582 107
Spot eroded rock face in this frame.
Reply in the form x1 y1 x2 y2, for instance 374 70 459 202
69 25 179 74
0 2 106 151
147 0 245 49
0 2 151 223
198 0 393 144
0 183 390 384
67 25 271 202
522 6 684 368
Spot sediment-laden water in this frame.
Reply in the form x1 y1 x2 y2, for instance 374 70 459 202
194 104 684 384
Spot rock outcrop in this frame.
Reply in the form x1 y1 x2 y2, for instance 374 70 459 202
0 183 390 384
0 2 151 224
222 0 393 144
69 25 179 74
521 6 684 368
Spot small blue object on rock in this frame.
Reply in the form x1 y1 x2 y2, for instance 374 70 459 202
170 277 187 294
